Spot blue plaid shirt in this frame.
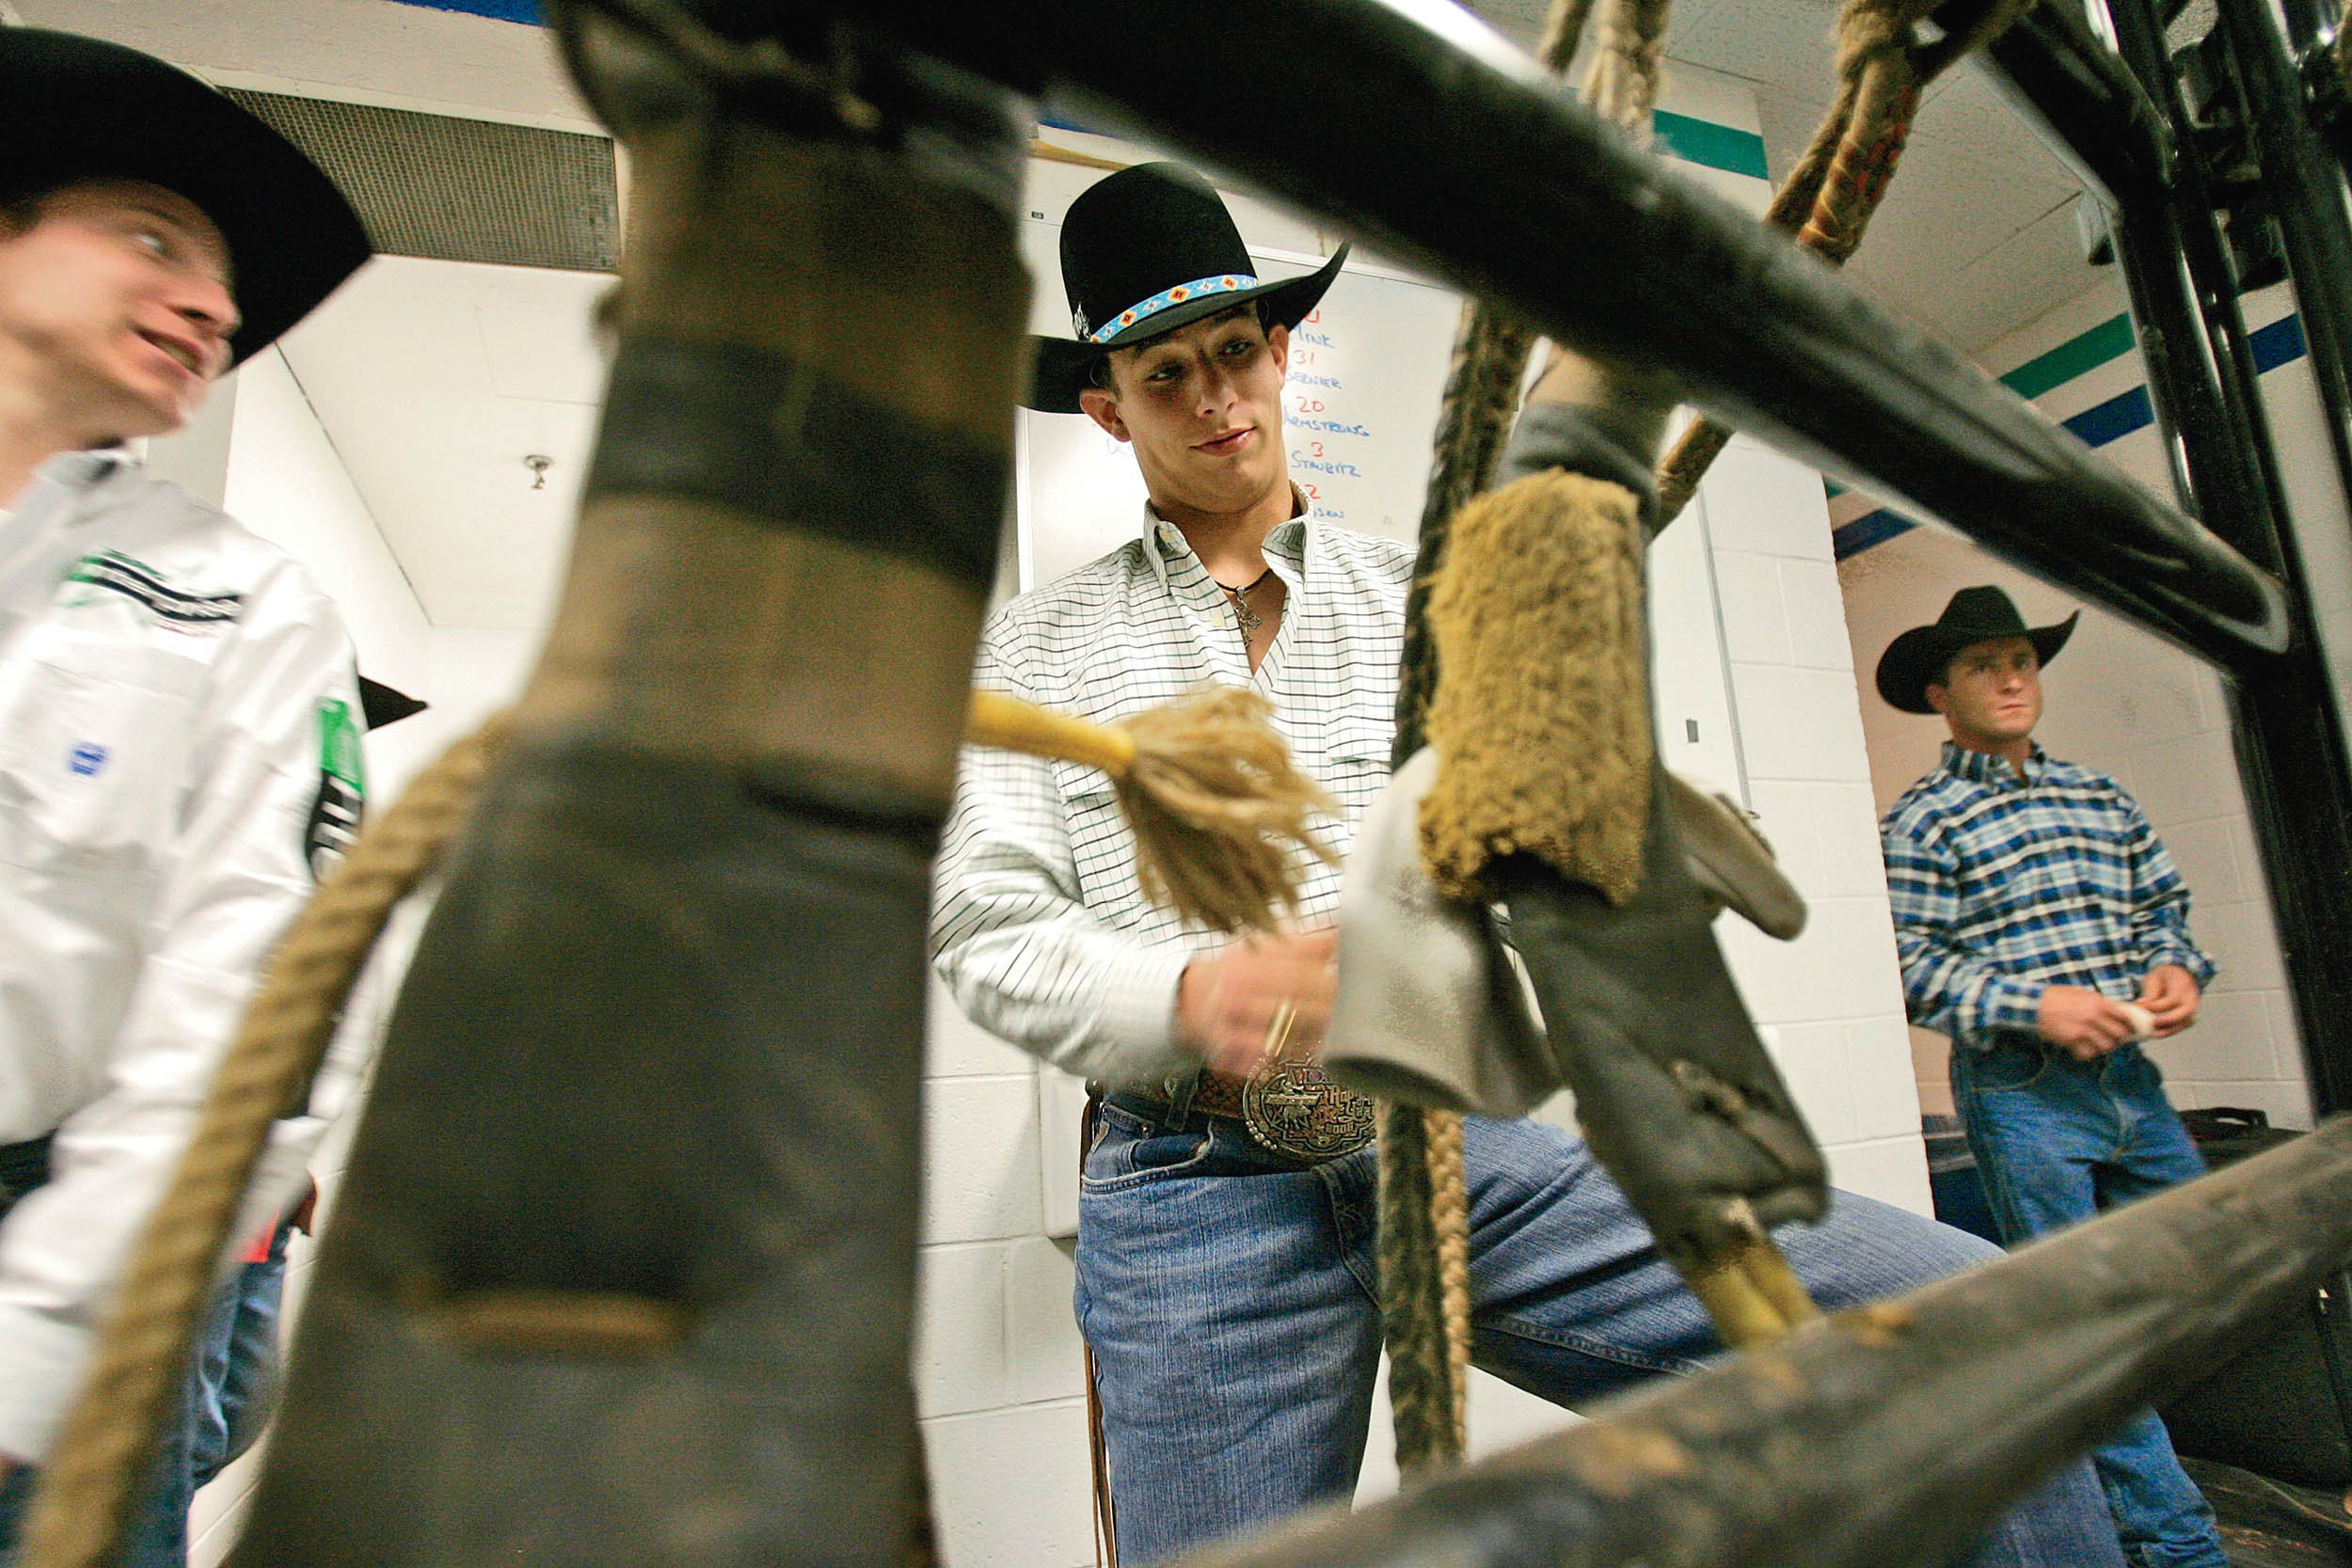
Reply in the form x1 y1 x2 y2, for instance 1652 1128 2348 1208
1881 741 2216 1049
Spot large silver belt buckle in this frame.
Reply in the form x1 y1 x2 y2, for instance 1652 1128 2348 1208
1240 1003 1375 1163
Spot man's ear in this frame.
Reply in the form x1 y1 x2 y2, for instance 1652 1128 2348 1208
1925 683 1950 716
1266 320 1290 372
1078 384 1129 442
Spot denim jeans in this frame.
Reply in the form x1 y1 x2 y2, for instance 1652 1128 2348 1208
1952 1038 2227 1568
0 1236 287 1568
1076 1103 2124 1568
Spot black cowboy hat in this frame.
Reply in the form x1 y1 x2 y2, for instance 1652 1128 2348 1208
0 28 371 362
1875 585 2080 715
1027 162 1347 414
358 675 428 731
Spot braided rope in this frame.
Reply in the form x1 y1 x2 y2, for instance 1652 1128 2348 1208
1654 0 2037 527
21 717 508 1568
1423 1108 1473 1450
1379 0 1675 1477
1393 309 1542 751
1375 1102 1455 1474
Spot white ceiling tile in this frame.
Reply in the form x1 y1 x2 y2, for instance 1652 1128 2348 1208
1654 0 1851 96
477 306 608 406
1937 198 2121 352
276 257 607 629
1846 149 2077 277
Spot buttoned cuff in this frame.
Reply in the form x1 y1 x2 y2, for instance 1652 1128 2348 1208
2145 948 2217 988
1975 975 2045 1037
0 1307 87 1463
1089 943 1200 1090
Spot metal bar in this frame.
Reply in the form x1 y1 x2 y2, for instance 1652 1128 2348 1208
1981 1 2177 201
1983 12 2279 570
854 3 2294 670
1168 1120 2352 1568
2106 0 2296 569
2193 0 2352 1114
2276 0 2340 58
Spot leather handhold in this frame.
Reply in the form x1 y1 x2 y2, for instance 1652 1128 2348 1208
1500 763 1830 1268
1667 774 1808 942
1327 750 1559 1117
1327 752 1811 1117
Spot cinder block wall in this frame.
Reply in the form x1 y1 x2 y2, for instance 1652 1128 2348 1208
1698 437 1947 1209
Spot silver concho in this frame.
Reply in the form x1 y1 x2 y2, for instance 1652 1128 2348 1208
1242 1060 1375 1163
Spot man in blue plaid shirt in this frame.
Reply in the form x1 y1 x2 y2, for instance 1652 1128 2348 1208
1877 585 2224 1568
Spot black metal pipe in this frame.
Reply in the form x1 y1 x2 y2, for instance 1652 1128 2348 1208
2106 0 2293 569
1981 0 2177 201
850 3 2294 670
2276 0 2340 56
2196 0 2352 1114
2213 0 2352 635
1168 1119 2352 1568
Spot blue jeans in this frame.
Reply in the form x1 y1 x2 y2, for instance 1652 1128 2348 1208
1953 1038 2225 1568
1077 1103 2125 1567
0 1243 287 1568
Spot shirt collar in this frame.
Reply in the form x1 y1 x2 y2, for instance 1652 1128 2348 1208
1139 485 1318 590
7 449 135 538
1941 737 2048 786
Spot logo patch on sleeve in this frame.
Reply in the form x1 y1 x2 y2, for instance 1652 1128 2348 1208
304 696 367 880
63 551 245 630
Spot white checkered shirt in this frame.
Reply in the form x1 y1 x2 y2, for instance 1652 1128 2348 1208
930 504 1413 1085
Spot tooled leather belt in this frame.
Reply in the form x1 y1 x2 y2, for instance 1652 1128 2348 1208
1108 1063 1375 1164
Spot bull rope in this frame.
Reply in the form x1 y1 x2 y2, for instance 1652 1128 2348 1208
1377 0 1683 1476
19 683 1317 1568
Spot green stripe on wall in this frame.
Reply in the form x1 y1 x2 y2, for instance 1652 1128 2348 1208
1999 312 2137 400
1653 110 1771 179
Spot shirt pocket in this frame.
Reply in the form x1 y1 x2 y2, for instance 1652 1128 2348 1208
1317 709 1395 831
0 638 203 868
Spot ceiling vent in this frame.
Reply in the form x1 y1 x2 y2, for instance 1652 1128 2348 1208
222 88 620 274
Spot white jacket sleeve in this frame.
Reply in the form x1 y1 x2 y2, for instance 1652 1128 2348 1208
930 633 1203 1089
0 557 363 1464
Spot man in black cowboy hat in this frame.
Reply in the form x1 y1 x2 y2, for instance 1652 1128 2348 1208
936 164 2121 1568
0 25 373 1562
1878 586 2228 1568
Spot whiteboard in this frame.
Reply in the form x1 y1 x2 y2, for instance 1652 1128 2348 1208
1013 214 1742 800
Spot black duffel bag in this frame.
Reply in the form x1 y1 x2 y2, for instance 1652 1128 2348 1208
2155 1108 2352 1489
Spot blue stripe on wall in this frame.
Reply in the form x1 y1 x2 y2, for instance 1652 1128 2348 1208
2251 313 2308 373
2059 384 2154 448
383 0 544 23
1833 315 2312 560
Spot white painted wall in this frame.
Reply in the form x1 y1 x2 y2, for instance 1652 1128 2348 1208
219 348 439 796
1836 277 2316 1132
1694 439 1944 1207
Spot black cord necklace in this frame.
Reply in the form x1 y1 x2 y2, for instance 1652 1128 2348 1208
1218 566 1277 638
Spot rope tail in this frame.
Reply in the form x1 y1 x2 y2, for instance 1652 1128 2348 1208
20 718 507 1568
